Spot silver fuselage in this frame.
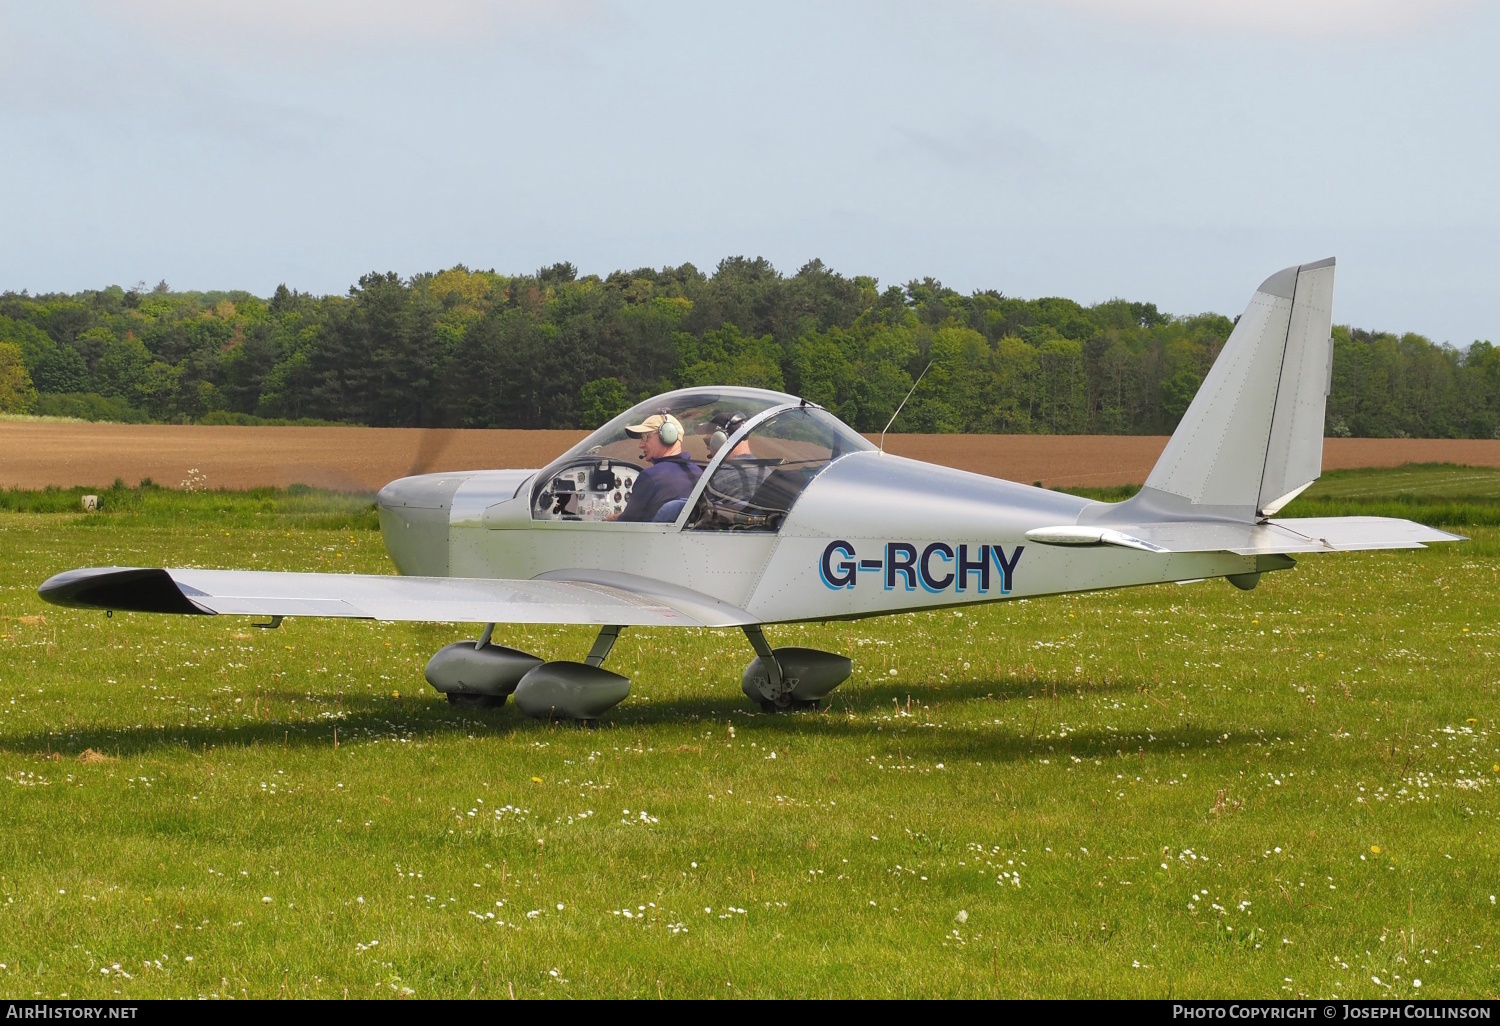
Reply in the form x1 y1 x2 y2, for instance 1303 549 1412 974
376 451 1264 626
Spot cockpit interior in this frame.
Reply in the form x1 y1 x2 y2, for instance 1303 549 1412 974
686 405 873 531
529 388 874 531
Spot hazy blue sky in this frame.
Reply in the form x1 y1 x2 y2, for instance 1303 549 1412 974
1 1 1496 342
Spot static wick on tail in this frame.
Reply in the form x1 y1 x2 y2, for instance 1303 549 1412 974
879 359 934 454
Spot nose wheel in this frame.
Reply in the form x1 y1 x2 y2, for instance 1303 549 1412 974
447 692 505 709
425 623 544 707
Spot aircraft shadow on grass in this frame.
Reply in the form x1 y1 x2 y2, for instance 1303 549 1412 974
0 673 1261 766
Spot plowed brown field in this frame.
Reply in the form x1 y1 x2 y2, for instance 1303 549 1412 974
3 421 1499 492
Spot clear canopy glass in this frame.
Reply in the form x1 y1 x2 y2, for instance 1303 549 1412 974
688 405 874 531
557 388 793 466
530 387 796 520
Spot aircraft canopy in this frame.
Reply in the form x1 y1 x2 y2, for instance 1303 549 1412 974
543 387 796 478
688 405 874 531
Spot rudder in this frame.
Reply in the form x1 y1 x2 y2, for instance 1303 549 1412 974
1258 257 1335 514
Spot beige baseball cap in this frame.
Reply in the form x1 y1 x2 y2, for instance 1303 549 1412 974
624 413 684 439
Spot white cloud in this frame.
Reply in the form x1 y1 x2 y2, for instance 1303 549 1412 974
1049 0 1479 39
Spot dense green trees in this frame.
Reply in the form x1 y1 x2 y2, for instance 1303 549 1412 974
0 260 1493 436
0 342 36 412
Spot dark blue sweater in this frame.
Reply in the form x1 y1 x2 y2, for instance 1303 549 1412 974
618 454 703 522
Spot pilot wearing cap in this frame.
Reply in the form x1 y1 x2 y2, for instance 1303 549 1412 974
610 413 703 522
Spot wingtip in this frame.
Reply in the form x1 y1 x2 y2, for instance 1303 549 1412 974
38 567 212 615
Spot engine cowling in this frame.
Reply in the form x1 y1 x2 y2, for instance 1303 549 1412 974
376 473 470 576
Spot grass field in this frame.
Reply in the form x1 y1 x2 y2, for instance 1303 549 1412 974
0 468 1496 998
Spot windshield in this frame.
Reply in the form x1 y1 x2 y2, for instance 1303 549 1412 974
688 406 874 531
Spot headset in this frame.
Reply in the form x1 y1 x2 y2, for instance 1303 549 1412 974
657 417 681 445
706 412 746 456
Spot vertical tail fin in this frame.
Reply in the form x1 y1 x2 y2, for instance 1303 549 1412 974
1099 258 1336 524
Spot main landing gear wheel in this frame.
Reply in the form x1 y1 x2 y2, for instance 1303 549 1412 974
740 626 852 713
446 692 505 709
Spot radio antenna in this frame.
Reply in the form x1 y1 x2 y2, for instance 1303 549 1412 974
880 360 933 454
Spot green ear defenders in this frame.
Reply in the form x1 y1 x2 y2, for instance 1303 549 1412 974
658 419 681 445
707 413 746 455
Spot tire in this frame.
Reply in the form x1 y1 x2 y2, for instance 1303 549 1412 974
447 692 504 709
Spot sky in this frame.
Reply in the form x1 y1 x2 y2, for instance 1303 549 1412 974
1 0 1496 343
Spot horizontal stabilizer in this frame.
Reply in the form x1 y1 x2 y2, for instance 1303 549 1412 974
1026 517 1461 555
39 567 756 628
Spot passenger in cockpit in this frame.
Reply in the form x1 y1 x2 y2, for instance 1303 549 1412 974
610 413 703 522
703 410 750 461
702 410 772 507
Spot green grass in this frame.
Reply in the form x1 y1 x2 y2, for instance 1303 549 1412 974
0 479 1496 998
1064 463 1500 528
0 482 377 531
1303 464 1500 502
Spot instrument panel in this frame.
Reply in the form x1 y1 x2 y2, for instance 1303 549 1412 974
533 459 643 521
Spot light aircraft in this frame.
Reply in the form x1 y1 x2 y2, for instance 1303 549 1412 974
39 259 1460 719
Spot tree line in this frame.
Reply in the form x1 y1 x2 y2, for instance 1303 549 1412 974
0 258 1495 437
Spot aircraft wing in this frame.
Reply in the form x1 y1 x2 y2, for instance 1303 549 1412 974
1026 516 1462 555
36 566 752 628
